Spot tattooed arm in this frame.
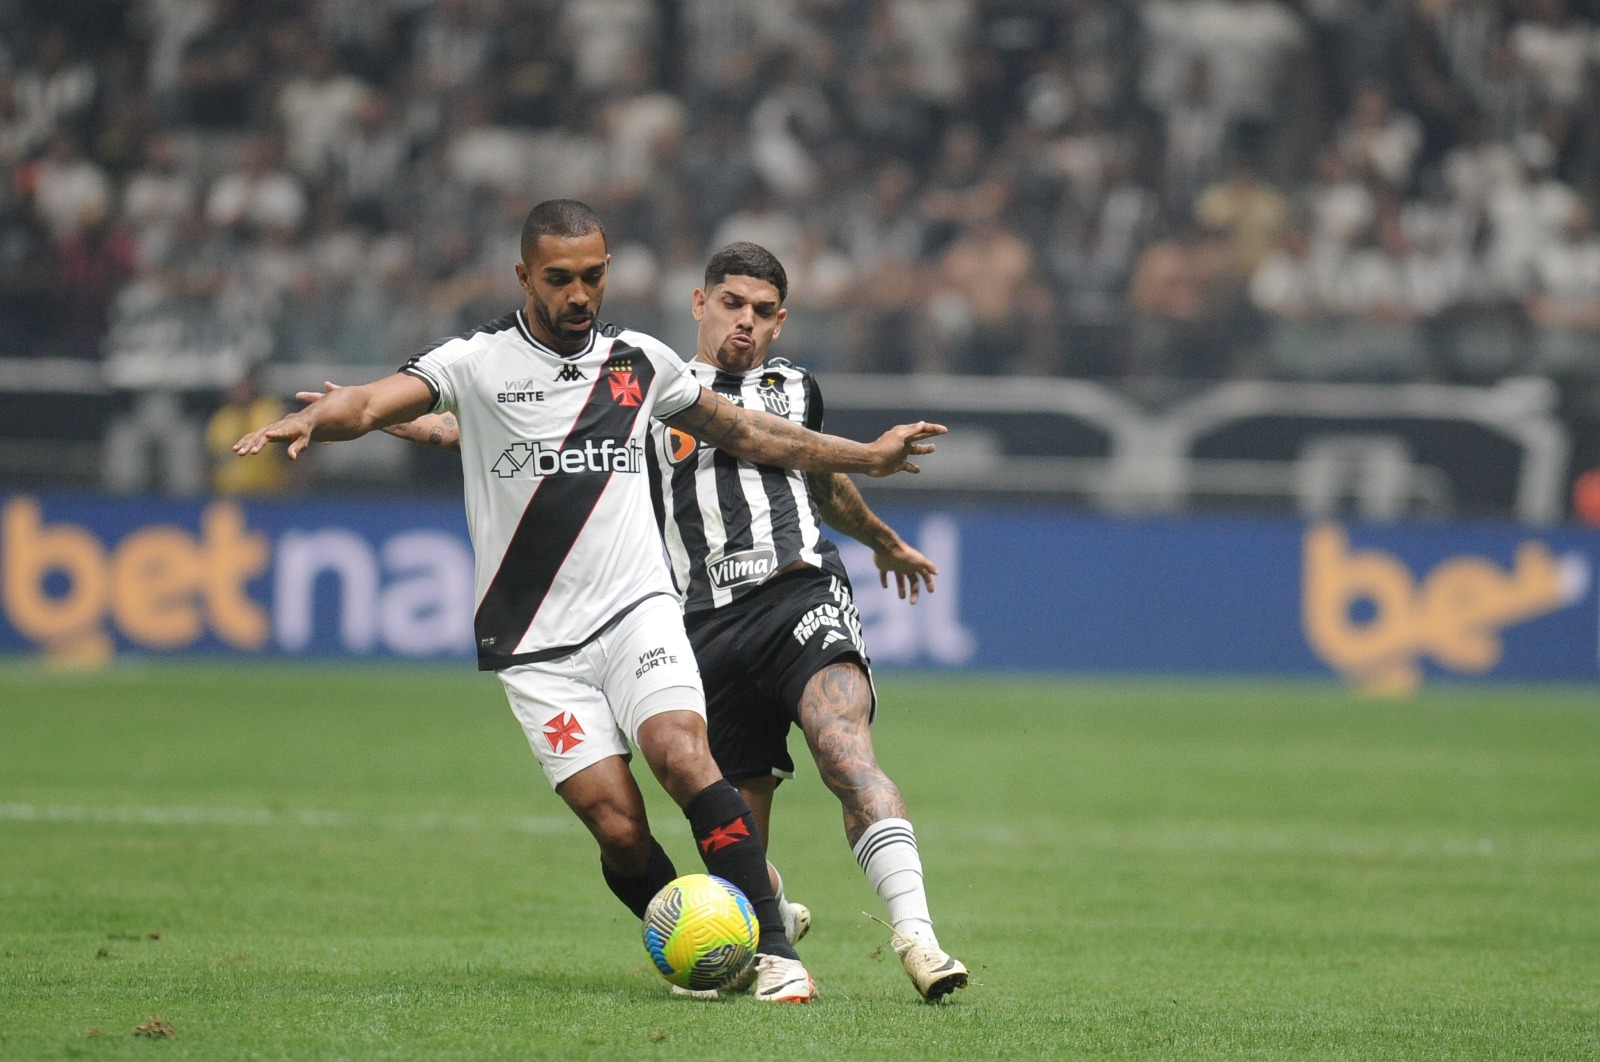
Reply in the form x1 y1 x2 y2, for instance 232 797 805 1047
234 374 434 459
297 383 461 453
664 387 945 478
808 470 937 602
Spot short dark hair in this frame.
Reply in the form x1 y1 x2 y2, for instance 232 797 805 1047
703 242 788 303
520 199 606 262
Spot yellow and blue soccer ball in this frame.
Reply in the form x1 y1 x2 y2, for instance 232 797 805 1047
642 874 758 990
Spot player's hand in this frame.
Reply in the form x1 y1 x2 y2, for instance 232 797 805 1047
295 380 344 407
233 410 317 460
864 421 947 477
874 541 938 604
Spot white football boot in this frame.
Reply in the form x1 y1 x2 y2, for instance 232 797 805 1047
892 936 968 1002
751 954 818 1003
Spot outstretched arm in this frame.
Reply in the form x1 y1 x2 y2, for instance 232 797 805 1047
296 382 461 452
233 373 435 459
665 387 945 478
809 471 937 602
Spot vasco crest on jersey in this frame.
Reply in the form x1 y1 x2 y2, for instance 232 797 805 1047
606 356 642 408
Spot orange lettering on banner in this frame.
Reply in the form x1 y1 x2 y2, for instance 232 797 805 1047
110 527 204 648
202 504 269 649
1303 523 1570 695
0 497 270 661
2 497 111 662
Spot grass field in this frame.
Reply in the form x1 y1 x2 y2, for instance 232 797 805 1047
2 663 1598 1060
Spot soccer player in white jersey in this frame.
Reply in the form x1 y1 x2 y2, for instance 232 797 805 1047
343 240 968 1002
234 200 946 1004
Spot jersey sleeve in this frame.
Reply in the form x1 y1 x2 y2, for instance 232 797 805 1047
399 338 461 415
633 332 702 420
801 371 825 433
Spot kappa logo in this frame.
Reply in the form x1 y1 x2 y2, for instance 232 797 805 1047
609 370 642 407
758 378 790 416
707 548 776 590
555 364 587 382
543 712 585 754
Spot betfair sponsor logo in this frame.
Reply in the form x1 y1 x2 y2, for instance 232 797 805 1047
492 439 643 478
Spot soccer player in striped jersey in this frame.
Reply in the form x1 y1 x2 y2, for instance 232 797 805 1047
236 201 946 1004
356 240 968 1002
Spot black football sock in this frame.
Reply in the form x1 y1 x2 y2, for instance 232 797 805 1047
684 779 797 960
601 835 678 920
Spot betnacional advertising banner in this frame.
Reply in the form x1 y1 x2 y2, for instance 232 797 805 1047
2 494 1596 691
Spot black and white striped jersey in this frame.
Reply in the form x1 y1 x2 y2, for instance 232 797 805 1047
401 312 702 671
647 356 848 614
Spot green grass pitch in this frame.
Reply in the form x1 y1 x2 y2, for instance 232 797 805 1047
2 662 1597 1059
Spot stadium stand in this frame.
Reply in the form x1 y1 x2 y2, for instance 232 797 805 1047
1 0 1597 513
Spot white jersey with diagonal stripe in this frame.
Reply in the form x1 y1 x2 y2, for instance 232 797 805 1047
646 356 848 613
400 311 701 670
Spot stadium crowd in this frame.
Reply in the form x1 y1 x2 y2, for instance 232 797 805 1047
2 0 1599 388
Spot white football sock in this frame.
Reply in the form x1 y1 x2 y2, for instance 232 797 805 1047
768 861 796 940
852 817 937 945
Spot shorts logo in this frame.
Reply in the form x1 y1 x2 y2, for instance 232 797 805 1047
609 371 642 407
707 548 776 590
758 378 790 416
543 712 585 753
792 603 845 648
635 645 679 678
556 364 587 382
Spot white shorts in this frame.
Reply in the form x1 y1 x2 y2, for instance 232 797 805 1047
498 595 706 788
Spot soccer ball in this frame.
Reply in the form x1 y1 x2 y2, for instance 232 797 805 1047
642 874 759 990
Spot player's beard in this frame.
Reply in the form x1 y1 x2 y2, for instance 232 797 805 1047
534 301 596 351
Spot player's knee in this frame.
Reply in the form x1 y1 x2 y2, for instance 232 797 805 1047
590 809 654 865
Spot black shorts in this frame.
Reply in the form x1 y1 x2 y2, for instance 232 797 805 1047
685 566 875 785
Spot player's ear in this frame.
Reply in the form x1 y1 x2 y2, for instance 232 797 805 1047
772 306 787 339
691 287 708 321
515 260 531 293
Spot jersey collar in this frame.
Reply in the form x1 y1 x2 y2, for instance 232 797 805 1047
515 309 596 360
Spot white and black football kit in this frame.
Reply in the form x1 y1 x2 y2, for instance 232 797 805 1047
402 311 707 785
646 357 874 784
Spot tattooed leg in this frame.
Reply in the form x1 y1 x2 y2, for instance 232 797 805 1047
796 661 905 847
798 661 944 948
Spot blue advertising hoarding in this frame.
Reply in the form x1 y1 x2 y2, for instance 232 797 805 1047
2 493 1595 691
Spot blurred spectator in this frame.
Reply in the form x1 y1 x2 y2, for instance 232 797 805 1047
122 130 197 267
1336 80 1424 191
1127 219 1240 381
926 210 1061 375
0 179 60 356
174 0 266 128
56 199 138 359
204 368 290 494
27 130 111 243
13 24 97 141
1194 152 1290 277
204 135 309 239
277 40 370 181
1526 200 1600 380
